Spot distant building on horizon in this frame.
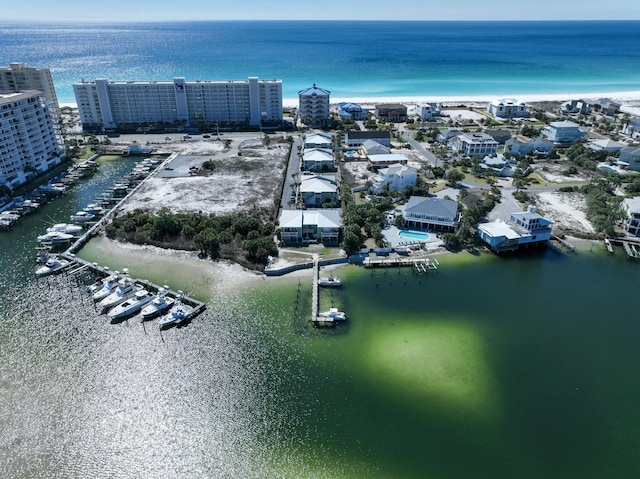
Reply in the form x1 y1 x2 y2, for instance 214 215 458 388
0 90 65 190
0 62 60 117
298 84 331 128
73 77 283 132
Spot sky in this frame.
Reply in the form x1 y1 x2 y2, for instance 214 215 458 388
4 0 640 22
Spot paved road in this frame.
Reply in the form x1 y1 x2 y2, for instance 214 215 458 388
400 131 439 167
280 136 302 210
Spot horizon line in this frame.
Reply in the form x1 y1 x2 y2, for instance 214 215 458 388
3 18 640 24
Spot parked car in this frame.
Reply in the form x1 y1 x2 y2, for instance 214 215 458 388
165 136 172 141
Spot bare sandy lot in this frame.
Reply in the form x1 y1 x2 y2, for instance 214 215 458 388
121 139 290 215
534 191 595 235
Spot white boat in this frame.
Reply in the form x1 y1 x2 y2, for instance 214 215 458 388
83 203 105 216
46 223 83 236
158 294 194 329
140 287 175 320
98 278 139 312
35 257 70 277
318 276 342 287
88 273 121 300
39 183 66 194
70 211 95 224
318 307 347 321
107 289 154 320
36 231 75 244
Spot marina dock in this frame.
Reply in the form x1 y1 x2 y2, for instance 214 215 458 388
363 255 439 272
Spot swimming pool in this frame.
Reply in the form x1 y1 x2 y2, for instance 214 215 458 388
398 230 430 241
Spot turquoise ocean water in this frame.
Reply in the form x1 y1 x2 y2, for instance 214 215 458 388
1 20 640 102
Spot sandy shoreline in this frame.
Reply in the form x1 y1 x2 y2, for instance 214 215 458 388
60 89 640 110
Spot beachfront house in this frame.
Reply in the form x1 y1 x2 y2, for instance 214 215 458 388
374 103 407 123
505 136 554 158
419 103 443 120
477 206 553 253
562 99 591 115
402 196 459 232
370 163 418 194
487 98 528 119
599 98 621 115
302 148 335 172
304 133 332 150
346 130 391 148
338 102 366 121
450 132 498 157
298 83 331 128
619 147 640 172
278 209 340 245
541 121 585 145
299 175 339 207
622 197 640 236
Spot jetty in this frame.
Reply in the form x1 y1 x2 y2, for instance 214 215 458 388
551 234 576 253
609 237 640 259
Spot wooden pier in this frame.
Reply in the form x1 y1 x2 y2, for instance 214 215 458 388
363 255 439 272
551 234 576 253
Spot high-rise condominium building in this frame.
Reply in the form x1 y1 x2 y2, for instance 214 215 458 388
0 62 60 117
73 77 283 132
0 91 65 190
298 84 331 128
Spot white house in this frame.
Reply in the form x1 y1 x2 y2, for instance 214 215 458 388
487 98 528 118
622 117 640 138
402 196 459 232
304 133 332 150
450 132 498 157
278 209 340 245
419 103 443 120
622 197 640 236
478 206 553 253
542 121 585 145
361 139 390 156
302 148 335 172
299 175 339 207
370 163 418 194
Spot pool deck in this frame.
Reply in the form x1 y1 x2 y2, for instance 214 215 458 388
383 225 444 249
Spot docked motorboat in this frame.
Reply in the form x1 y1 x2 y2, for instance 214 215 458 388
36 231 75 244
83 203 106 216
46 223 83 236
318 276 343 287
98 278 139 312
107 289 154 321
318 307 347 321
39 183 66 195
35 256 70 277
140 287 175 320
70 211 95 224
88 273 121 300
158 294 193 329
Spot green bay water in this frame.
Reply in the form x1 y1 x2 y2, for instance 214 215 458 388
1 162 640 477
